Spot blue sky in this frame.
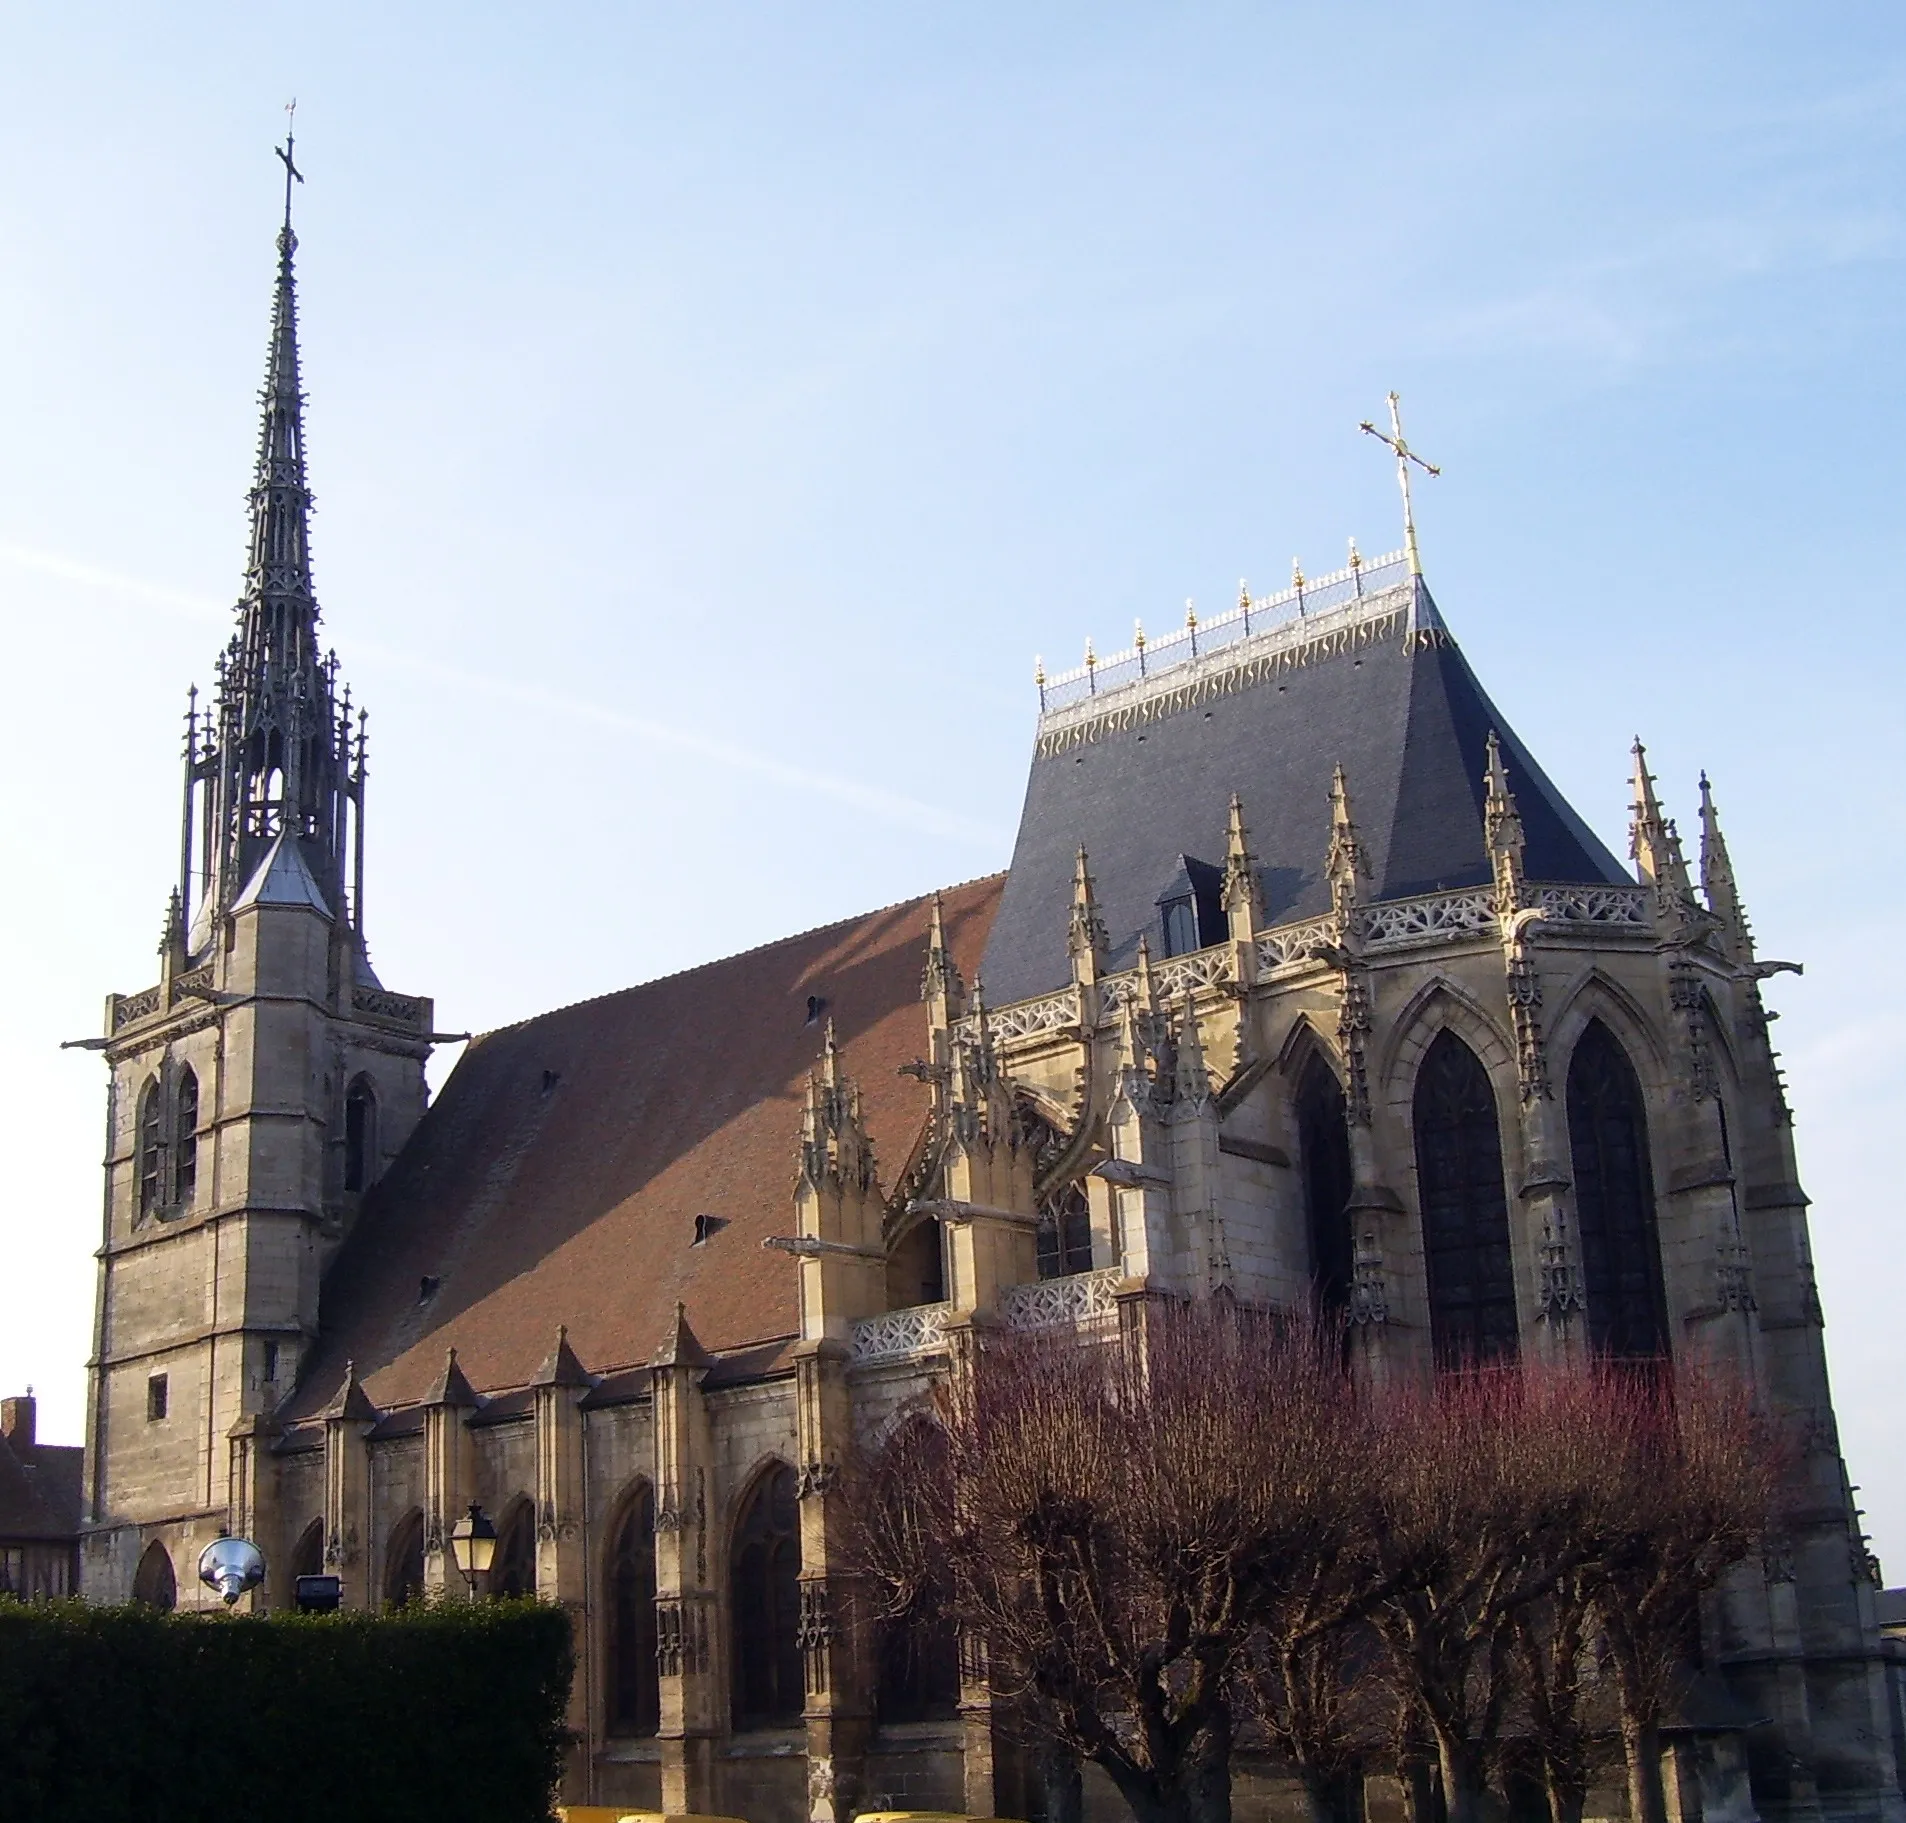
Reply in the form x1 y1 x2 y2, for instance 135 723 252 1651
3 3 1903 1569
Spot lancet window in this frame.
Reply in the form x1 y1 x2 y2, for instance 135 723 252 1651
1566 1021 1668 1359
607 1482 660 1737
174 1068 199 1210
870 1420 960 1723
344 1078 377 1194
491 1501 537 1599
1296 1053 1354 1318
384 1512 426 1608
136 1079 163 1216
1412 1031 1519 1365
289 1519 325 1580
730 1464 803 1729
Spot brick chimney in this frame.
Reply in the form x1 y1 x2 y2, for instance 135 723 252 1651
1 1392 35 1451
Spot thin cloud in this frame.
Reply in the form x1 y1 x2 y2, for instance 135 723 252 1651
0 540 1001 846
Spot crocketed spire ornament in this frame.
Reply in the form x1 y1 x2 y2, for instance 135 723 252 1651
174 129 368 958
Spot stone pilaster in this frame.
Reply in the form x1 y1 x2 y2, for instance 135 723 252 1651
320 1363 378 1607
652 1305 721 1817
420 1348 480 1601
791 1337 871 1823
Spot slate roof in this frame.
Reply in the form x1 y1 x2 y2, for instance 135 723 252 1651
0 1431 81 1544
982 578 1627 1005
287 875 1003 1416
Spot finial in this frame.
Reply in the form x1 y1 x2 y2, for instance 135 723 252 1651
1292 559 1306 616
1238 578 1250 612
1359 391 1440 578
274 101 305 246
1134 618 1147 677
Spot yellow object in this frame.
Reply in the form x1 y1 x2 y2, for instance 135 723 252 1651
557 1811 753 1823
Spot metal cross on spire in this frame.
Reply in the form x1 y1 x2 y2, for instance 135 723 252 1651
275 99 304 233
1359 391 1440 578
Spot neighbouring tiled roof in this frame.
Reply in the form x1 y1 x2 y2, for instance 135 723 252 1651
288 876 1003 1417
0 1434 81 1543
982 579 1627 1004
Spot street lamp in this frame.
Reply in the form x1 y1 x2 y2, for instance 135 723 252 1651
448 1503 496 1596
197 1535 266 1607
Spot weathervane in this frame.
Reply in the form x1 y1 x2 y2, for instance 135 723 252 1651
275 99 304 233
1359 391 1440 578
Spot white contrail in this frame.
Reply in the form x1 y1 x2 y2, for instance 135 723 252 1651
0 541 1001 846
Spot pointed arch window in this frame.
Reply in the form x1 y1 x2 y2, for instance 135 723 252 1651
132 1540 176 1611
1036 1180 1094 1279
1412 1031 1519 1365
136 1079 164 1216
290 1518 325 1580
872 1421 959 1724
174 1068 199 1210
1296 1053 1354 1318
730 1464 803 1729
344 1078 377 1194
384 1512 426 1609
607 1483 660 1737
491 1501 537 1599
1567 1022 1669 1359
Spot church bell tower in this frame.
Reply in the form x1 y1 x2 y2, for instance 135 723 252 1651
79 139 437 1604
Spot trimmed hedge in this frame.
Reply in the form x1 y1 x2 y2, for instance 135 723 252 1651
0 1597 572 1823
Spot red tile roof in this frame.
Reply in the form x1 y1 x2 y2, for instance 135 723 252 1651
289 877 1003 1417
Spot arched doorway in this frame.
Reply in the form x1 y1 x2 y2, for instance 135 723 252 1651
606 1482 660 1737
730 1464 803 1729
1567 1021 1669 1359
1412 1031 1518 1365
132 1540 176 1611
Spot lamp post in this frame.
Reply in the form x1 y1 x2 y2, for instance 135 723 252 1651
448 1503 496 1597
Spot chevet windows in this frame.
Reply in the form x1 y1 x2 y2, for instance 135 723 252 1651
1412 1031 1519 1366
1566 1021 1669 1359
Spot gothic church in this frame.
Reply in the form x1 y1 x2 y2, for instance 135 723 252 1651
77 184 1904 1823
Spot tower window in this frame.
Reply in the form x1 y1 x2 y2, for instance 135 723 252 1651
343 1079 377 1193
262 1341 279 1384
146 1374 169 1422
136 1079 164 1216
174 1068 199 1210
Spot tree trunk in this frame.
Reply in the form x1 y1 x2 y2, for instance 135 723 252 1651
1299 1766 1340 1823
1182 1707 1234 1823
1540 1761 1584 1823
1620 1717 1666 1823
1432 1726 1490 1823
1037 1741 1084 1823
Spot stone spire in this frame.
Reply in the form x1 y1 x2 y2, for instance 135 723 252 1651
1628 740 1692 894
1221 793 1262 940
182 146 367 954
1325 765 1369 926
1483 731 1526 911
1067 846 1109 987
1699 772 1753 963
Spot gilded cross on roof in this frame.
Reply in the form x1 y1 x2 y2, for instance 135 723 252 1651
1360 391 1440 578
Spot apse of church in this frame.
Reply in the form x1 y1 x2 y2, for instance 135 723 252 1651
76 159 1901 1823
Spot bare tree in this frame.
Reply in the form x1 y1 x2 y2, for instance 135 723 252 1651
846 1301 1364 1823
1579 1364 1781 1823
